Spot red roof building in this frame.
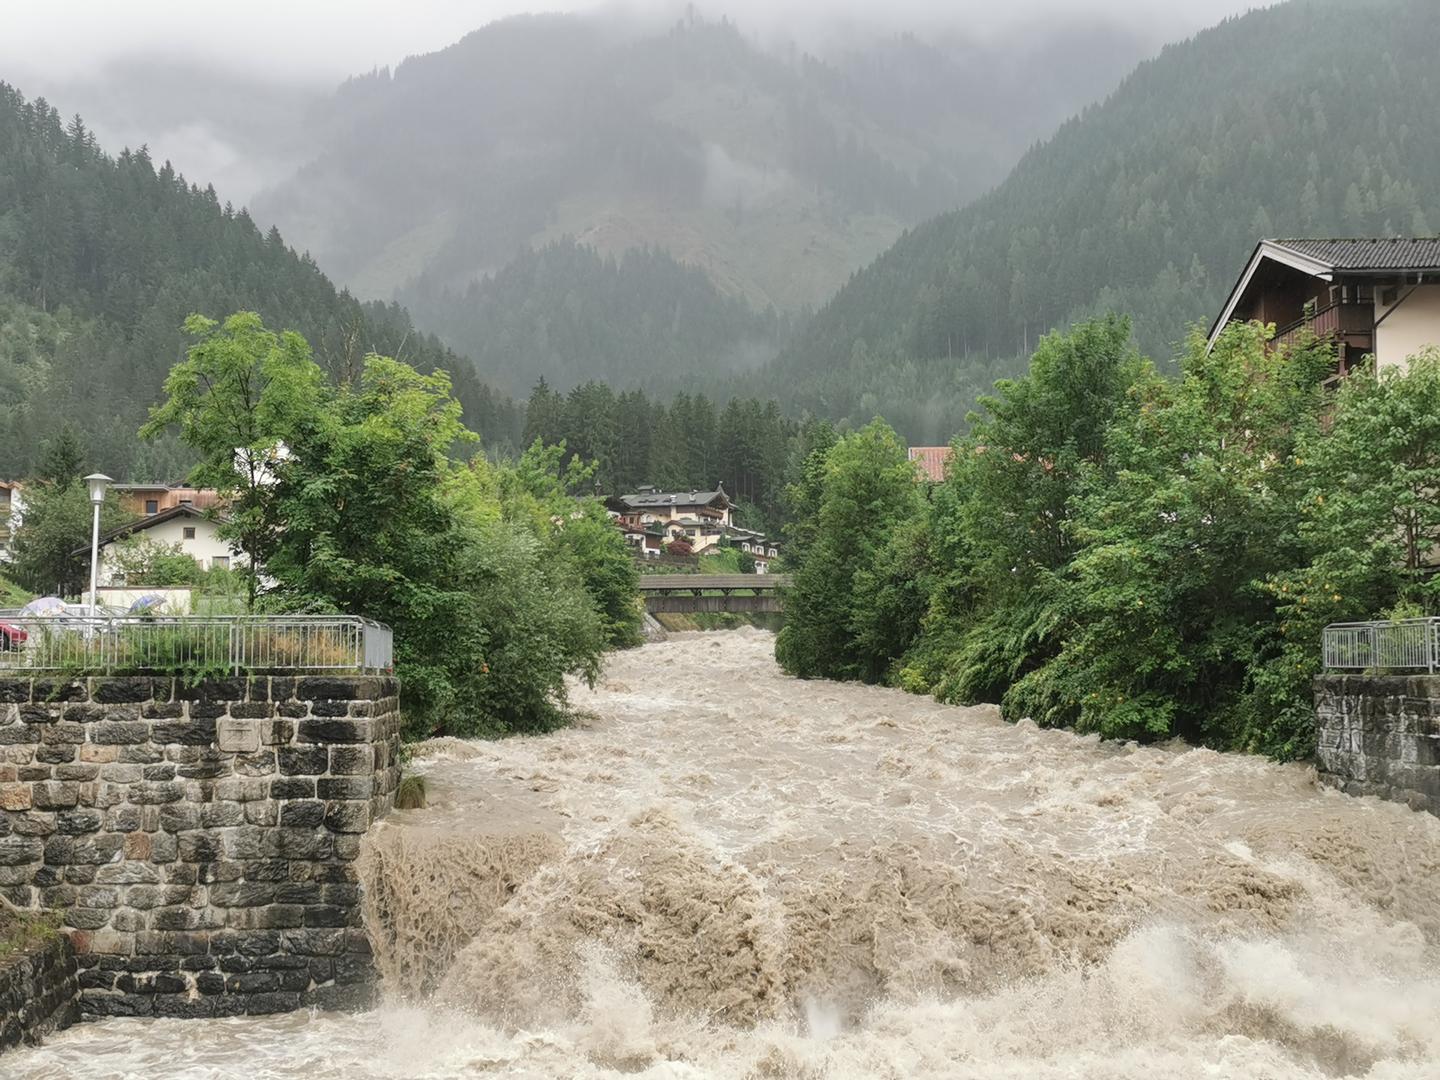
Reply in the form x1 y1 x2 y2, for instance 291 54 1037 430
907 446 953 484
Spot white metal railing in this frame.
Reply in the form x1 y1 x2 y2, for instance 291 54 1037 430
0 614 393 675
1322 618 1439 672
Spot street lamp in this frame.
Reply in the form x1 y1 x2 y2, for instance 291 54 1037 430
83 473 112 613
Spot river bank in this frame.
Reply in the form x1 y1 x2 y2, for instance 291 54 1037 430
12 629 1440 1078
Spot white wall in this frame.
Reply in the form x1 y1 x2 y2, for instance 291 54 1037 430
1373 284 1440 372
98 516 246 585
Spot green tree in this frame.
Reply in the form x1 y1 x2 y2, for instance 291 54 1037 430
140 312 324 606
107 535 204 587
1250 348 1440 757
775 419 922 680
1003 324 1331 750
10 481 128 597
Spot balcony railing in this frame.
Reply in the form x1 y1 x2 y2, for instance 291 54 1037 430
1322 618 1439 673
1274 302 1373 352
0 614 393 675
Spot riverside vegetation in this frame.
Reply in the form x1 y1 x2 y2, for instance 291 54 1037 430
133 310 642 739
778 316 1440 759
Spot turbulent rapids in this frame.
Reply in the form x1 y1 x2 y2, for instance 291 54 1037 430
15 629 1440 1078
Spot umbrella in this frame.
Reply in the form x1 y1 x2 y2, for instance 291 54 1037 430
129 595 166 614
19 596 66 617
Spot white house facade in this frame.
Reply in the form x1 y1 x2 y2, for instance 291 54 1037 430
86 505 247 586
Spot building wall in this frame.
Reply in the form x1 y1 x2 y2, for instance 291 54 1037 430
0 484 22 564
0 933 78 1052
99 518 245 584
1372 283 1440 372
0 673 402 1017
1314 674 1440 815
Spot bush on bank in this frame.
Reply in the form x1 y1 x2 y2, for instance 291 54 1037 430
778 316 1440 759
145 312 640 739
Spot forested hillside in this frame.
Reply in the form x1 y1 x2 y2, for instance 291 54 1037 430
764 0 1440 442
254 13 1146 315
0 84 522 480
400 240 793 397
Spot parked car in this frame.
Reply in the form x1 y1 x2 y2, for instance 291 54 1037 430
0 620 27 650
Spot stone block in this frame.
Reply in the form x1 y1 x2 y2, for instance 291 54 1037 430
279 801 325 828
0 837 43 865
0 784 32 811
92 678 156 704
0 679 30 704
323 802 370 835
79 744 120 764
297 718 370 744
33 680 88 703
130 781 185 805
270 777 315 800
53 763 99 782
216 719 260 754
262 720 294 746
277 746 328 776
34 744 76 765
56 809 103 835
41 722 87 745
151 719 217 745
19 704 62 724
32 781 79 810
328 746 374 776
87 721 151 746
232 751 275 777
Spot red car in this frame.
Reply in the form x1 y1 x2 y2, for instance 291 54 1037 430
0 621 27 650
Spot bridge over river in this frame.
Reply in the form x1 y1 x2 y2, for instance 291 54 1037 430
638 573 790 613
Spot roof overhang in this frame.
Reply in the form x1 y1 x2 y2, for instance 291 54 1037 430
1207 240 1340 350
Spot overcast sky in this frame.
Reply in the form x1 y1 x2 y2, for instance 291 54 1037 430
4 0 1266 83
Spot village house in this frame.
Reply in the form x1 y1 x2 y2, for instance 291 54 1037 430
1209 238 1440 376
75 504 247 586
112 482 225 518
733 532 781 573
608 485 733 554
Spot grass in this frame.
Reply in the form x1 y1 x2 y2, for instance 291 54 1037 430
0 906 59 961
0 573 32 608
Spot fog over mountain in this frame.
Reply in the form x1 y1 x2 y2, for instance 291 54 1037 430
3 2 1259 210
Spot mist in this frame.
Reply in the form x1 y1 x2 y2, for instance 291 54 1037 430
2 1 1265 206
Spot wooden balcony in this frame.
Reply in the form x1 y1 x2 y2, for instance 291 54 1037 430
1273 301 1373 352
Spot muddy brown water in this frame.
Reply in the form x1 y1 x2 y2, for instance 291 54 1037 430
13 629 1440 1078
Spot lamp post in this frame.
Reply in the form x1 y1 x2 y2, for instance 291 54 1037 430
83 473 112 614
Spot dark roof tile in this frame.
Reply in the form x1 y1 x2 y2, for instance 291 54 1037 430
1273 237 1440 271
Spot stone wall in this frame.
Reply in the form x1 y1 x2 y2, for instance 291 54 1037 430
1314 674 1440 814
0 673 401 1017
0 932 78 1050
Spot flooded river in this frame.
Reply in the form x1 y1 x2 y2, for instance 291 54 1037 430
13 629 1440 1078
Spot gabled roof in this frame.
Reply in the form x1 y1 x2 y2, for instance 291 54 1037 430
908 446 953 483
71 504 228 556
1208 237 1440 348
612 485 728 510
1270 237 1440 271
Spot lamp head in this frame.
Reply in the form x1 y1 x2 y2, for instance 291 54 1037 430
83 473 113 506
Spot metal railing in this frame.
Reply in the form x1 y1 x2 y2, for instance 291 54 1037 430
0 614 392 675
1322 618 1439 672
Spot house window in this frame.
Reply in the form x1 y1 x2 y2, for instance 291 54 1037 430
211 556 229 570
145 500 159 515
183 526 196 540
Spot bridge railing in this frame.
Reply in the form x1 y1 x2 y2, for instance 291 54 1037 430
0 614 393 675
1322 618 1439 672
